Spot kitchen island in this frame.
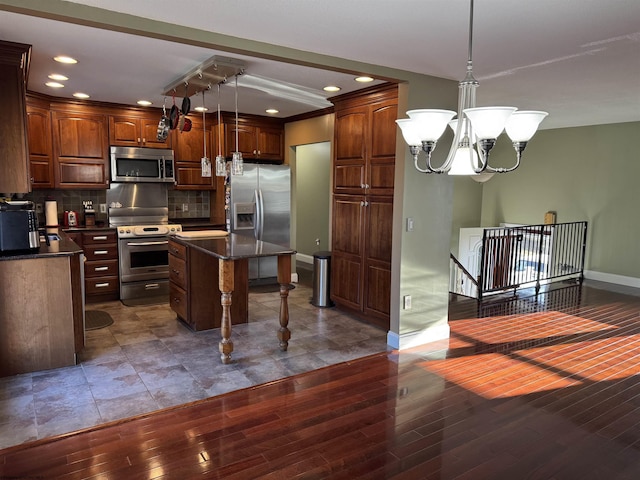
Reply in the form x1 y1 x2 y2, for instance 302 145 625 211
169 233 295 364
0 233 84 377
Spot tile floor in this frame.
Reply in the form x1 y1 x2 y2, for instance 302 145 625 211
0 275 389 449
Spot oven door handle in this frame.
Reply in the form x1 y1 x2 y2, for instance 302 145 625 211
126 240 169 246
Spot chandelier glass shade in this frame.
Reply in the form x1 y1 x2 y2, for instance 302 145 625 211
396 0 548 178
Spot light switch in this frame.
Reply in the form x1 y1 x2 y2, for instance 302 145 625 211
406 217 414 232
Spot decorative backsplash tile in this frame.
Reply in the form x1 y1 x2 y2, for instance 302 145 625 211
23 188 210 225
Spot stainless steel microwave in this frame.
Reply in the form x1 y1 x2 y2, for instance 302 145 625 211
110 146 175 183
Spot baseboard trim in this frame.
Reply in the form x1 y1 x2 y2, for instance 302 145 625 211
584 270 640 289
296 253 314 265
387 322 451 350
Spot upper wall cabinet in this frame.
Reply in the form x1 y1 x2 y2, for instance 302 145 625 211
51 104 110 189
218 114 284 162
0 40 31 194
172 116 216 190
109 111 171 149
332 84 398 196
26 96 54 189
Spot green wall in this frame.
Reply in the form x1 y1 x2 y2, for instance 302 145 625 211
294 143 331 257
481 121 640 280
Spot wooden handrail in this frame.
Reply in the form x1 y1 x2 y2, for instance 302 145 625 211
450 253 478 287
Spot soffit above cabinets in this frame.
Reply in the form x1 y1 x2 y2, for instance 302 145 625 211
163 55 245 98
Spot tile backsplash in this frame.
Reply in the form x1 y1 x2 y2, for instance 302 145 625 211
168 190 210 219
22 189 209 226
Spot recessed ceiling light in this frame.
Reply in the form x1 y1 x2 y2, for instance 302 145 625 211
73 92 90 99
45 81 64 88
137 100 152 106
355 76 374 83
194 106 209 112
265 108 279 114
48 73 68 81
53 55 77 64
323 85 341 92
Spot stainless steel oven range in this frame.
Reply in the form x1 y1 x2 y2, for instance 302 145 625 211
106 182 182 302
117 224 182 300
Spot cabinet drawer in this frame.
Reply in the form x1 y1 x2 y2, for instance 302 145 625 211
170 283 187 320
85 276 119 295
84 243 118 261
85 259 118 278
82 231 117 245
169 255 187 289
168 241 186 260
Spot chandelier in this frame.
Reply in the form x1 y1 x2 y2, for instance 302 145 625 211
396 0 548 178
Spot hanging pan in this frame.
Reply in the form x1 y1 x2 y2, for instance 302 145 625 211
181 83 191 114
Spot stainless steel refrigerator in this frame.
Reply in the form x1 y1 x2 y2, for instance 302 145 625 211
228 164 291 282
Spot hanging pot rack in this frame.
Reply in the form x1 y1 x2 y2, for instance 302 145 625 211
162 55 245 98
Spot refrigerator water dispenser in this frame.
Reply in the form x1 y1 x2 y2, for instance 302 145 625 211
233 202 255 230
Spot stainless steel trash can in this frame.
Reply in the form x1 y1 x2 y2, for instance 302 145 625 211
311 251 333 307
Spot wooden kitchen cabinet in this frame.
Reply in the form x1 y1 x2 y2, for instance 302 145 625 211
331 195 393 328
172 116 217 190
169 239 248 331
81 229 119 302
51 105 110 189
330 84 397 330
333 84 397 196
26 96 55 189
0 40 31 194
109 111 171 149
222 115 284 162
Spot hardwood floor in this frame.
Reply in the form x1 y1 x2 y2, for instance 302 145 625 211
1 283 639 479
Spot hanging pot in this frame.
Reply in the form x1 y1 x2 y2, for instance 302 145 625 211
157 115 169 141
170 105 179 130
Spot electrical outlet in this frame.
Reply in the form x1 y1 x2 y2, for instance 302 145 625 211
99 203 107 213
182 203 189 212
403 295 412 310
315 238 320 246
36 203 43 214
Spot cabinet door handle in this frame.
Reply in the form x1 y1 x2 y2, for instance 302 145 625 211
95 282 110 288
94 266 109 272
173 297 181 304
145 283 160 290
172 269 180 275
365 184 370 189
94 250 108 255
137 137 141 143
92 236 108 241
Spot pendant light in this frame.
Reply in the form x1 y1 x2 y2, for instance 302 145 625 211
201 90 212 177
231 74 243 176
215 84 226 176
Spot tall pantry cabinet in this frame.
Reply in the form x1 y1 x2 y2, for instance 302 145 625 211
330 83 398 330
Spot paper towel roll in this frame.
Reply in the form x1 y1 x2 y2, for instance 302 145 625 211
45 200 58 227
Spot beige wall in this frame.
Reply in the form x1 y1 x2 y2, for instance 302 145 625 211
480 121 640 281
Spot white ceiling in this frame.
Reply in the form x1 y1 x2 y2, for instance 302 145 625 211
1 0 639 129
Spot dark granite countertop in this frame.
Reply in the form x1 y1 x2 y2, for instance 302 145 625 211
0 232 83 261
171 233 295 261
62 225 115 232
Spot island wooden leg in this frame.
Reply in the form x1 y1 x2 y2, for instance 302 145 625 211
219 259 235 364
277 254 292 351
